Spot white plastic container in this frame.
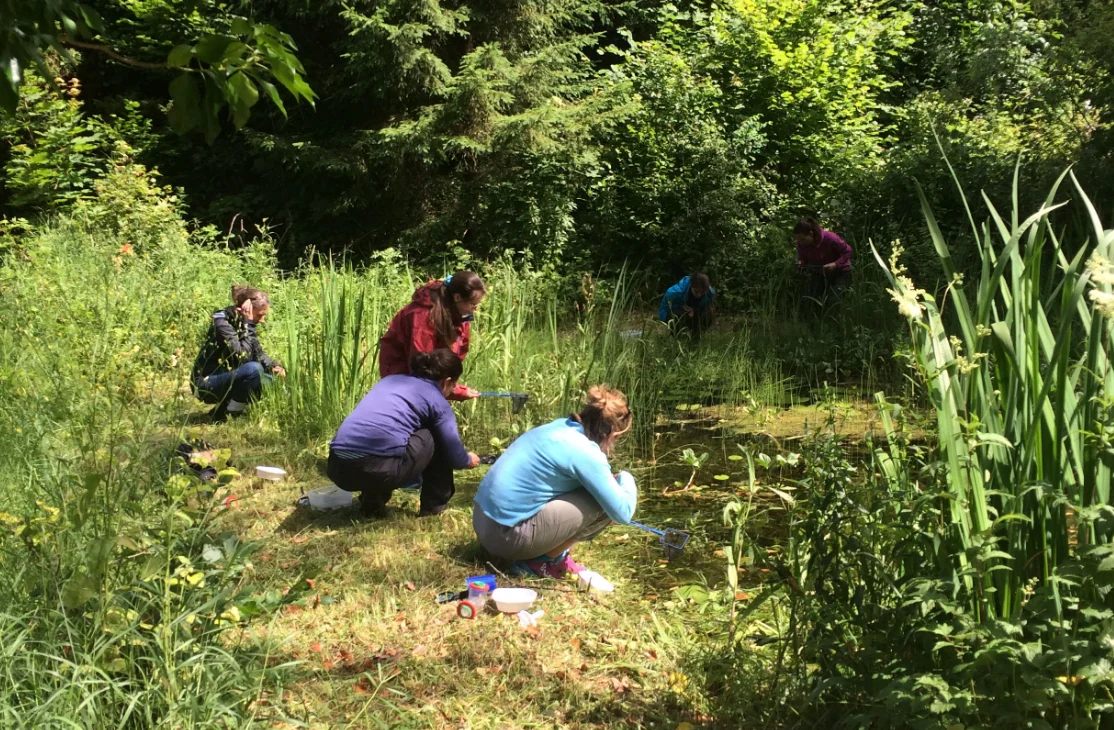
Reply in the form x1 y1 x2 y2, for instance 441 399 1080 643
491 587 537 613
306 484 354 511
577 570 615 594
256 466 287 482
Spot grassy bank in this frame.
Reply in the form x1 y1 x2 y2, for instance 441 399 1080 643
0 162 803 727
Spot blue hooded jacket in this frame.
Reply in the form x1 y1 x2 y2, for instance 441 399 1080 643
658 276 716 322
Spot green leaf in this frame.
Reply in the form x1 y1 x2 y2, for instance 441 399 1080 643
230 17 253 36
222 42 249 64
167 44 193 69
258 80 286 117
167 74 202 134
140 551 166 580
194 34 234 64
62 573 97 608
675 584 711 603
714 474 730 481
86 536 115 578
228 72 259 108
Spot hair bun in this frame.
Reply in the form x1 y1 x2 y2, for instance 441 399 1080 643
585 385 629 420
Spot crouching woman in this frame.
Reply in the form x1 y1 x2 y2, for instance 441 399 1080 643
328 349 480 518
472 386 637 578
192 285 285 420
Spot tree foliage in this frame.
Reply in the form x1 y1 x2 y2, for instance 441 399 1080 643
0 0 314 139
2 0 1112 292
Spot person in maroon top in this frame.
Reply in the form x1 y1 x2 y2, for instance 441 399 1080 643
794 217 852 315
379 271 486 401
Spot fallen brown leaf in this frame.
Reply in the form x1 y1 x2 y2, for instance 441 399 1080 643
283 605 304 616
310 642 323 653
322 660 335 671
607 676 631 694
404 581 416 592
571 637 582 651
353 678 373 695
305 578 316 589
338 649 355 663
290 535 308 544
734 591 751 601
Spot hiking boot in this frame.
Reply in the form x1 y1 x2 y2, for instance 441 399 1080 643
418 504 448 518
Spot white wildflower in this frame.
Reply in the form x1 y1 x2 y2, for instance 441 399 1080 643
1088 252 1114 286
890 285 925 321
1089 289 1114 317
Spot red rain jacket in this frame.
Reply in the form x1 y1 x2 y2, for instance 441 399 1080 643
378 281 472 400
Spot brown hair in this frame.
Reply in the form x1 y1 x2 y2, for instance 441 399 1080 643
428 271 485 348
794 217 822 242
690 272 710 290
231 285 270 309
573 385 633 446
409 349 464 382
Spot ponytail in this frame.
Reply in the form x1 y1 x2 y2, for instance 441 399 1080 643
428 271 485 348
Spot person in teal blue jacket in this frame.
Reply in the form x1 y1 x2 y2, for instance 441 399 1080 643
658 272 716 338
472 386 637 578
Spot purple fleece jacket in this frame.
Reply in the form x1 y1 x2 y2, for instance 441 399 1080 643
797 228 852 272
330 374 470 468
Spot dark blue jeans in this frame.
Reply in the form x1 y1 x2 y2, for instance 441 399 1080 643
195 362 272 407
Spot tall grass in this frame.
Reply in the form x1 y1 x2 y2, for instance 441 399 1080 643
0 164 297 726
265 259 787 454
875 165 1114 620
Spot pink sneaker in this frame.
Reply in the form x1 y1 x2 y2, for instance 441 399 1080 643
524 551 585 578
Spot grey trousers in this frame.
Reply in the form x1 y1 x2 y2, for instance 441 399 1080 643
472 488 613 561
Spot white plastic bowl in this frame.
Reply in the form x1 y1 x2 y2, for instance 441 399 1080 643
491 587 537 613
577 570 615 594
256 466 287 482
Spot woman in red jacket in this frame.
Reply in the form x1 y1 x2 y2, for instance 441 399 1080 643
379 271 486 400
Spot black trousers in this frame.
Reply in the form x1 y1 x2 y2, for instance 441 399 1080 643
326 429 455 515
801 269 852 317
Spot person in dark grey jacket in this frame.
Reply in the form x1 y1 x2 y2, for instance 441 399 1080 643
192 285 285 420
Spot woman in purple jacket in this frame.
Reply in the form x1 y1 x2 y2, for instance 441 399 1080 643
794 217 853 315
328 349 480 518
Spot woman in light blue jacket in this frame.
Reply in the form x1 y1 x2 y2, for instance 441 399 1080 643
472 386 637 578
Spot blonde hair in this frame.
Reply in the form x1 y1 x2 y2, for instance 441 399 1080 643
574 385 632 445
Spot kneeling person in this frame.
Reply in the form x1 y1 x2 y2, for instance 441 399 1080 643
472 386 637 578
658 272 716 338
328 350 480 518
